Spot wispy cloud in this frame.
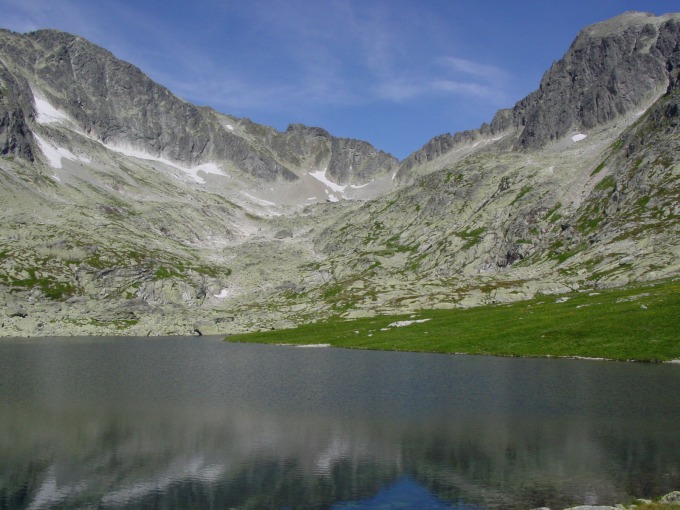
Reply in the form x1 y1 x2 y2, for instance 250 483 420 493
431 80 498 98
0 0 87 33
0 0 513 118
437 56 507 81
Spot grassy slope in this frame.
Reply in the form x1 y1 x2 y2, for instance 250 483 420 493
226 278 680 361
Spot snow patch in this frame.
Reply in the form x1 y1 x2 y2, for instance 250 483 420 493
242 192 277 207
213 288 229 299
33 92 71 125
388 319 431 328
350 181 370 189
34 134 89 169
106 144 225 184
226 124 234 131
276 343 331 348
571 133 587 142
565 356 609 361
309 168 346 193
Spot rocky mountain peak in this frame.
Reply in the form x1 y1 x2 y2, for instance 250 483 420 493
0 28 396 186
500 11 680 150
397 12 680 182
285 124 332 138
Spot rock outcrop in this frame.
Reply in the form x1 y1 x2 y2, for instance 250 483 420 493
504 12 680 149
0 28 395 183
397 12 680 181
0 58 35 159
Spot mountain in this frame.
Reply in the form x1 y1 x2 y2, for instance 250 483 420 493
0 12 678 337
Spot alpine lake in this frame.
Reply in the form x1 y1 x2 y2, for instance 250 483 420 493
1 336 679 509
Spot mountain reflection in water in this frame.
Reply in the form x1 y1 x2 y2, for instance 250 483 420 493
0 337 679 509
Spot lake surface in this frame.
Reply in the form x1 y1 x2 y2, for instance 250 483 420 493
0 336 679 510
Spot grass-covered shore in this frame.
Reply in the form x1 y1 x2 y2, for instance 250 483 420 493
226 278 680 362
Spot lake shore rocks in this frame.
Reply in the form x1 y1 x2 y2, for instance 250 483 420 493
661 492 680 503
531 490 680 510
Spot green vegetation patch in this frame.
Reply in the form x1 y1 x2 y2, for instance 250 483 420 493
372 235 418 257
636 196 652 209
510 185 533 205
590 160 607 176
9 269 77 300
542 202 562 222
595 175 616 191
547 241 588 264
227 279 680 362
457 227 486 250
154 266 178 279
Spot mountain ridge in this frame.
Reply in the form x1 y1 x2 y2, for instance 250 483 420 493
0 27 398 188
396 11 680 181
0 11 678 337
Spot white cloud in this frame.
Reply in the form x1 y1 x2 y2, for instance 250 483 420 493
437 56 507 81
431 80 498 99
373 80 422 102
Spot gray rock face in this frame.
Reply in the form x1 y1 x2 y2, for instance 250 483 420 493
503 12 680 149
0 28 395 184
398 12 680 181
249 122 398 185
7 29 297 181
397 129 483 179
326 137 397 184
0 57 34 159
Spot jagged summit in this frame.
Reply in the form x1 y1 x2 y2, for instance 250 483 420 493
0 27 396 192
0 12 678 337
581 10 674 36
396 11 680 181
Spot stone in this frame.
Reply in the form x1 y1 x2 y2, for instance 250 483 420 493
274 229 293 239
192 320 226 336
563 506 617 510
661 491 680 503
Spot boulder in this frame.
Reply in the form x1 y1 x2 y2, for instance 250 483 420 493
661 491 680 503
274 229 293 239
563 506 617 510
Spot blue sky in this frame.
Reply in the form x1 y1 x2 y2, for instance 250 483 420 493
1 0 678 159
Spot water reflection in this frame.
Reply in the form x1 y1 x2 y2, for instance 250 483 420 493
0 337 679 509
331 476 477 509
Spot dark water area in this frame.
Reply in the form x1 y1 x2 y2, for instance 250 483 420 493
0 336 679 509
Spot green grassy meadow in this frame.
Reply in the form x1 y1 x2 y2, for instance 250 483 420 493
226 278 680 362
